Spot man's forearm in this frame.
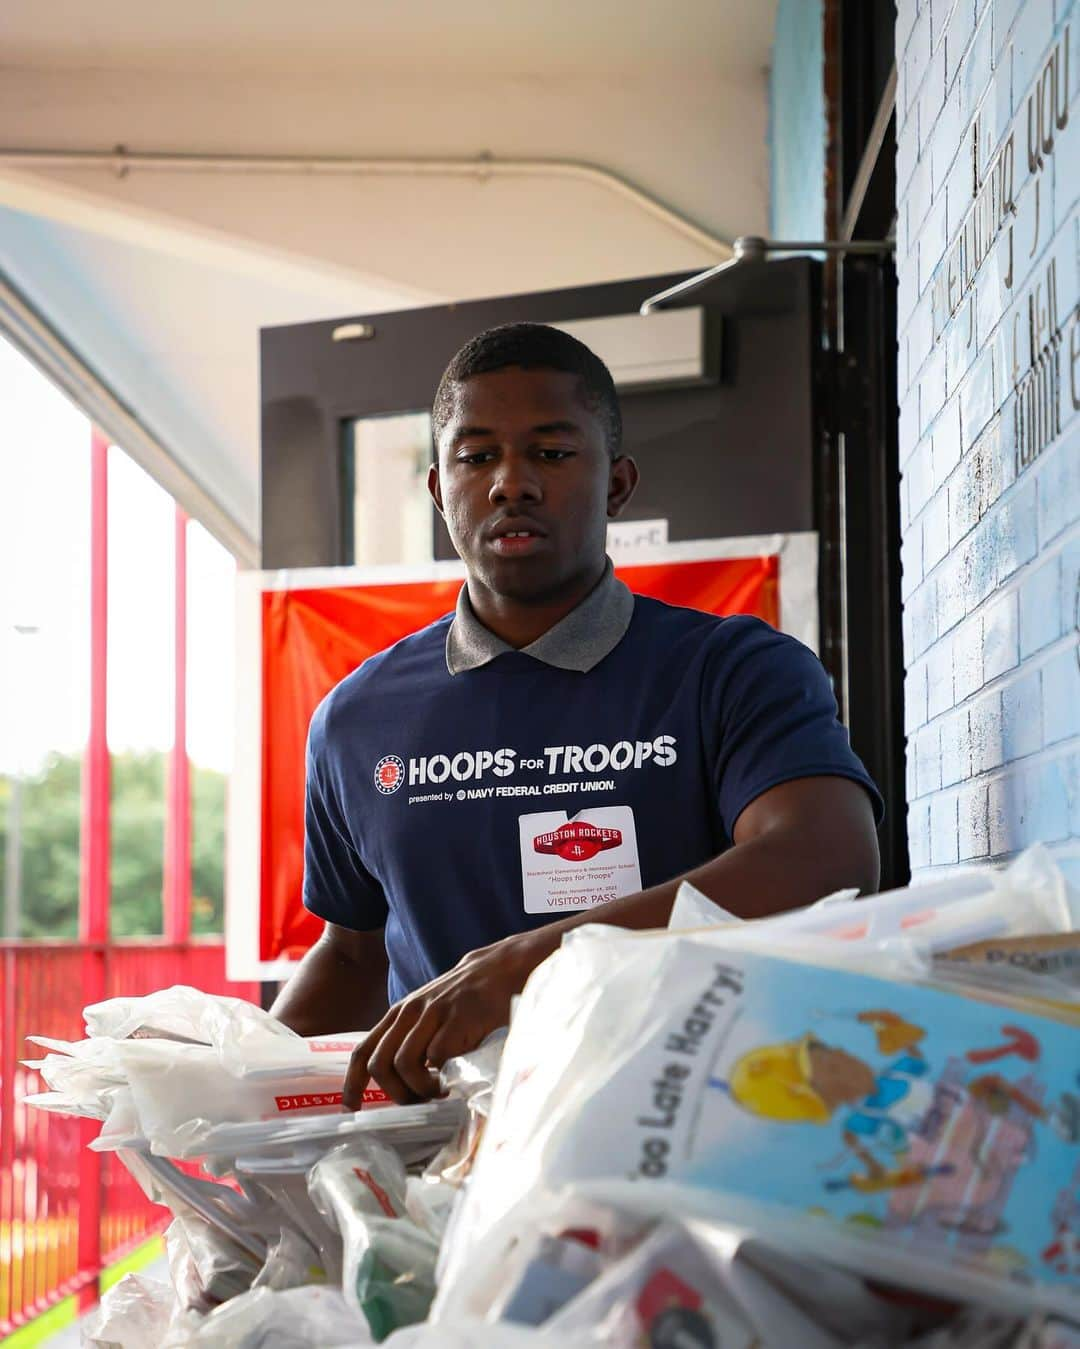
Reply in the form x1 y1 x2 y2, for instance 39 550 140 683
270 928 389 1036
518 790 880 969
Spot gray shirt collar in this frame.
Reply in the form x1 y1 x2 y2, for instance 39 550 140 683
445 558 635 675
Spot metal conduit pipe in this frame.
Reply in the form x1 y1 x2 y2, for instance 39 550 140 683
640 235 896 313
0 148 735 261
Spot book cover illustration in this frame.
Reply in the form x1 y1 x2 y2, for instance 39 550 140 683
668 955 1073 1300
606 948 1080 1301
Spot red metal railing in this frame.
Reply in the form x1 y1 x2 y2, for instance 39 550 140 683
0 940 258 1335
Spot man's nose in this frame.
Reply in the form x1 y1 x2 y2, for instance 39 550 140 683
488 455 541 504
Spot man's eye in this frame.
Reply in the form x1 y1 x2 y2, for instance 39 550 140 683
537 448 574 461
457 450 495 464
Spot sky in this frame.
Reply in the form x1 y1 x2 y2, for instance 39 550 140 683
0 333 236 776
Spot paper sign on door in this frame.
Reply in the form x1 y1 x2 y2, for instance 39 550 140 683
519 806 643 914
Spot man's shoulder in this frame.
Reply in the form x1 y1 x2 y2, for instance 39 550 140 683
629 594 794 656
310 613 454 743
625 597 821 695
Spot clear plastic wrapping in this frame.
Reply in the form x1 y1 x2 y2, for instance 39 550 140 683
309 1140 439 1340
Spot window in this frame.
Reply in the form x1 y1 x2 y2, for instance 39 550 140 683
107 448 174 937
0 335 89 938
345 412 434 565
187 521 235 934
0 334 237 942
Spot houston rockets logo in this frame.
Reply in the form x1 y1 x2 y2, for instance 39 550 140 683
373 755 405 795
534 821 622 862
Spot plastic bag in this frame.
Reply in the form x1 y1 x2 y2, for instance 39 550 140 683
487 1230 607 1327
83 984 391 1101
218 1029 370 1085
439 1029 507 1116
236 1167 341 1282
309 1140 438 1340
434 1190 649 1324
84 985 292 1049
439 876 1080 1321
80 1273 179 1348
194 1096 465 1166
546 1217 912 1347
24 1037 353 1157
121 1148 273 1263
418 1030 508 1193
110 1039 349 1155
381 1322 596 1347
187 1284 369 1346
117 1145 332 1310
165 1213 261 1313
309 1139 409 1223
404 1175 458 1243
667 881 743 930
24 1035 129 1123
350 1218 439 1342
23 989 421 1158
252 1225 328 1293
706 845 1075 960
903 1310 1080 1345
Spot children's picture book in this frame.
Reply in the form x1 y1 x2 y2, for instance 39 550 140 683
528 942 1080 1310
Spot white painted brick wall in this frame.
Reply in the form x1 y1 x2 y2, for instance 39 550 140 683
897 0 1080 888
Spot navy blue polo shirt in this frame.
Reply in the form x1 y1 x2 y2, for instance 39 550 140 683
303 583 882 1004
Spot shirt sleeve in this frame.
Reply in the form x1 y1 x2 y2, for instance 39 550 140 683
704 617 884 839
302 698 389 932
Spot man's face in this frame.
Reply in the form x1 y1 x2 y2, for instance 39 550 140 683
430 366 636 603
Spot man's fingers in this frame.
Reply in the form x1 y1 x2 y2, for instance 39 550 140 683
343 955 518 1107
344 1037 380 1110
343 1007 399 1109
425 1017 486 1071
392 1004 448 1101
365 998 433 1105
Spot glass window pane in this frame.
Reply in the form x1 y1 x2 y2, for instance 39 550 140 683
346 413 433 565
0 336 91 940
187 521 235 935
107 447 174 937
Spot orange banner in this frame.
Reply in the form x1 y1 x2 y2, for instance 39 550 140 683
259 555 778 961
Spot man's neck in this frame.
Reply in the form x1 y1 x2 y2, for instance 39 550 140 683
467 561 607 649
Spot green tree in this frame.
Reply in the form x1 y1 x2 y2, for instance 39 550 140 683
0 751 227 940
0 754 81 938
109 750 166 937
191 761 227 935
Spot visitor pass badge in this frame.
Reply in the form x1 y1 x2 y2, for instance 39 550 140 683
519 806 642 913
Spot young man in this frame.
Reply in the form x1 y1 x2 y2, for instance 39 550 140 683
272 323 882 1105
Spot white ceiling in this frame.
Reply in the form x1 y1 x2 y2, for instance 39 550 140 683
3 0 778 74
0 0 780 558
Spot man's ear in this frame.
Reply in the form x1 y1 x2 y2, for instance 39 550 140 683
428 463 445 516
607 455 639 519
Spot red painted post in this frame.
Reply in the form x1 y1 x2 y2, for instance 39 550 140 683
0 949 17 1331
163 507 192 945
80 430 110 949
77 427 110 1310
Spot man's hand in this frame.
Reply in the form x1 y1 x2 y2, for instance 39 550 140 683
348 777 878 1106
343 929 548 1107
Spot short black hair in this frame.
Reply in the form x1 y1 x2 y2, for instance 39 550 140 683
432 322 622 456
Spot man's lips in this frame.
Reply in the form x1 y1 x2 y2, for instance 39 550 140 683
488 532 547 556
485 519 548 555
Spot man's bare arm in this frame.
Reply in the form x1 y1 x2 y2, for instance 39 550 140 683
567 771 880 932
270 922 390 1037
